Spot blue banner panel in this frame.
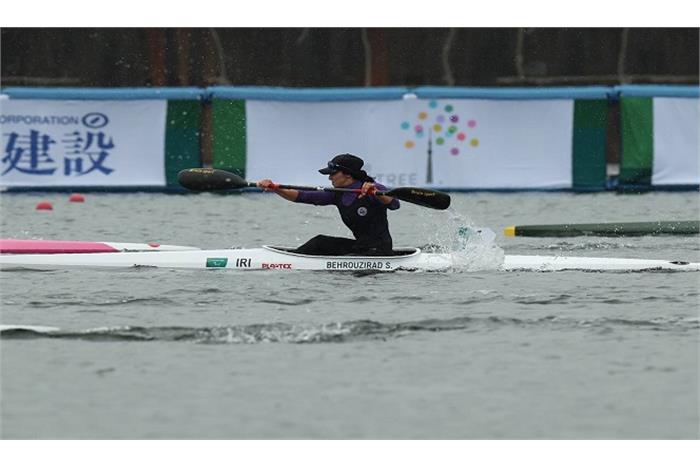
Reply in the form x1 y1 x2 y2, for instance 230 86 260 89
1 87 205 101
412 86 614 100
207 86 411 101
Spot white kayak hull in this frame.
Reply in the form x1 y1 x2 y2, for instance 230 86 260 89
502 255 699 271
0 245 698 272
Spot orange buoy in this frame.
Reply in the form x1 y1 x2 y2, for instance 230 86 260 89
36 201 53 211
69 193 85 203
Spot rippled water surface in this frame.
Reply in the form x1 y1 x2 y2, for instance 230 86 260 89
1 191 699 439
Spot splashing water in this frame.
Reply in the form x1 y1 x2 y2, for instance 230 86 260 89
421 210 504 271
448 226 505 271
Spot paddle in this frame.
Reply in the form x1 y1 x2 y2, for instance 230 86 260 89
178 168 451 210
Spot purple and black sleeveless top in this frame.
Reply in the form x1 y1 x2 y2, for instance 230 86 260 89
295 181 400 252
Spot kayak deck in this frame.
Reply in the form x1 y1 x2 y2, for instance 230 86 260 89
0 239 200 254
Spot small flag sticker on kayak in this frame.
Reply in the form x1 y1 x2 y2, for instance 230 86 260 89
206 258 228 268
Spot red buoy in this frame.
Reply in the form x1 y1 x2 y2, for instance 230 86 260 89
36 201 53 211
69 193 85 203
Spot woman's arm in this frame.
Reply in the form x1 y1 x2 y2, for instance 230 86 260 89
359 182 399 208
257 179 299 201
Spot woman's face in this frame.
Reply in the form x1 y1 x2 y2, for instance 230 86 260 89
329 171 354 187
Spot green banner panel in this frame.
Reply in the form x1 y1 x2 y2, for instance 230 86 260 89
164 100 202 187
619 97 653 186
212 99 247 177
572 99 608 190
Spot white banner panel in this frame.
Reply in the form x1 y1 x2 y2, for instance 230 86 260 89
652 97 700 186
0 99 167 187
246 98 574 189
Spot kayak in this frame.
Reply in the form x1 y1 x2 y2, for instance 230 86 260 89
0 239 200 254
1 244 698 272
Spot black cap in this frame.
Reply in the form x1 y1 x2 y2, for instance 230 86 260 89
319 154 365 176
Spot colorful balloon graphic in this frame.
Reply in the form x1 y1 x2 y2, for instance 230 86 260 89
401 103 480 166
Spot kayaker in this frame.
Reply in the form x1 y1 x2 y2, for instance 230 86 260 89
257 153 400 256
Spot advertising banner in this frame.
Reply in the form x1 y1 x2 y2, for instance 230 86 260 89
652 97 699 186
0 99 167 187
620 90 699 189
245 98 575 189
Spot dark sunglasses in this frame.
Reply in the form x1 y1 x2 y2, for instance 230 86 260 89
327 162 347 174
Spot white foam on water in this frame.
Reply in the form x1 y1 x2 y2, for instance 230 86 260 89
0 324 60 332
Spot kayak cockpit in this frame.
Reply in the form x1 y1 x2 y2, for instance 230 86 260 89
263 245 421 258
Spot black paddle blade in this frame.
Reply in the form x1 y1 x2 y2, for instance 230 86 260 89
177 168 250 191
386 187 451 210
